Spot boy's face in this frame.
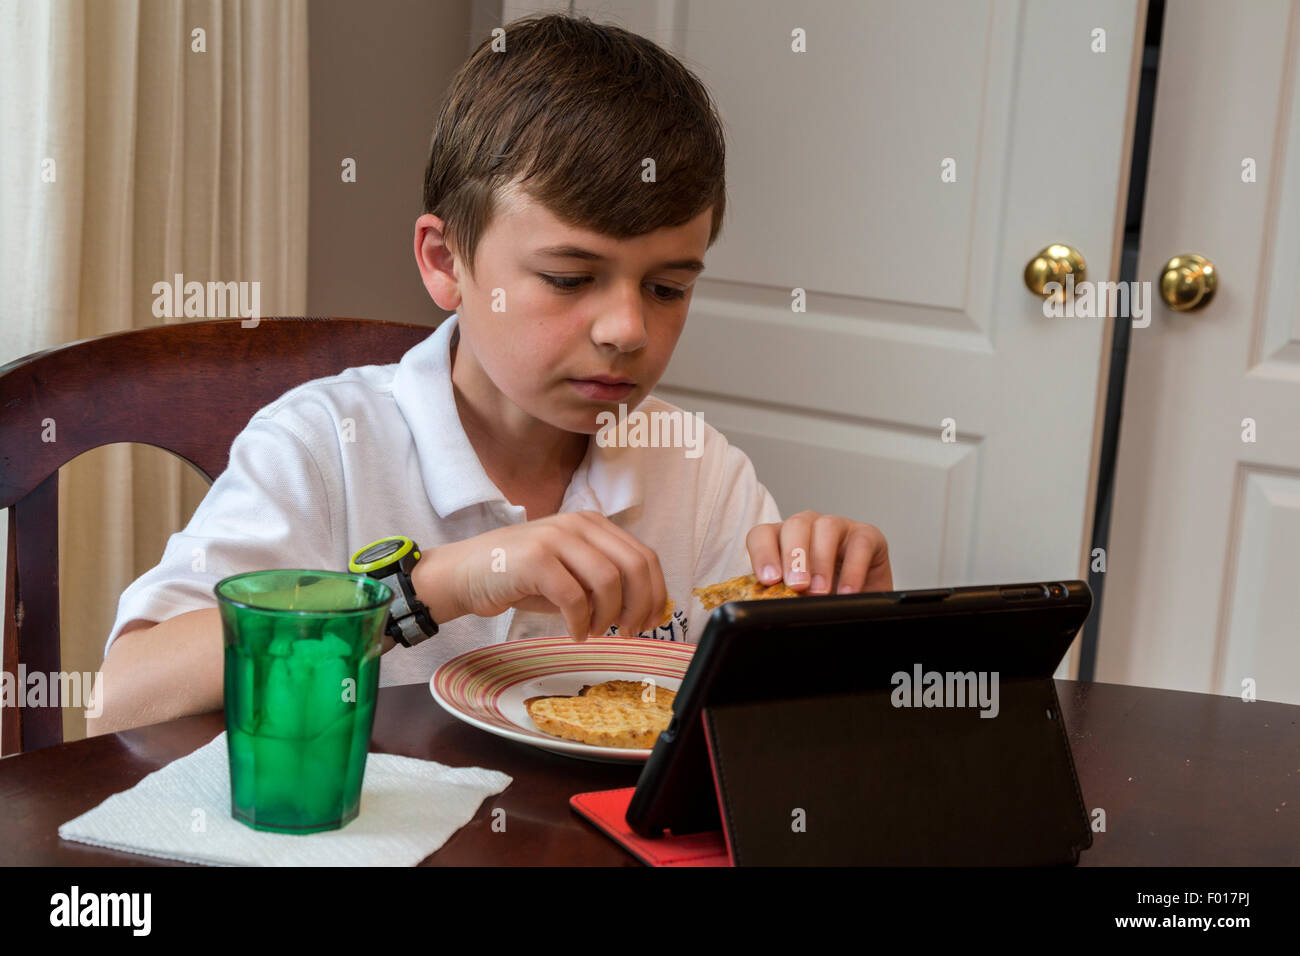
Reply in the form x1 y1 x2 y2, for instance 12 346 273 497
415 182 712 435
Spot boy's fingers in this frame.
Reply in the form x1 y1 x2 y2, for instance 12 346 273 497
539 536 621 637
563 540 626 637
582 524 655 634
535 556 592 643
835 525 879 594
574 512 665 633
809 514 848 594
862 526 894 592
778 511 817 589
745 522 783 584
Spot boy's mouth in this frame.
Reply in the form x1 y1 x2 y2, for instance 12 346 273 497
567 377 636 401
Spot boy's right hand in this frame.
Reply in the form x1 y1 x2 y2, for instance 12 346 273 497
412 510 668 641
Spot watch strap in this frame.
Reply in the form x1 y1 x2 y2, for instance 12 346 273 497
387 554 437 647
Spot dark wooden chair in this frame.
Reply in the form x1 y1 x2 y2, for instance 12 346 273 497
0 317 436 755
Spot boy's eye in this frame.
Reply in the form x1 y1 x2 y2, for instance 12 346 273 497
538 274 589 291
649 284 687 302
537 274 687 302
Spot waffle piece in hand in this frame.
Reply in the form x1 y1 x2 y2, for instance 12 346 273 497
656 596 674 627
692 572 800 611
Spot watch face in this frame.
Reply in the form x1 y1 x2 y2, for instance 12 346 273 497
358 538 403 564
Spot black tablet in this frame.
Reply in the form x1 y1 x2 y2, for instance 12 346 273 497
625 580 1094 857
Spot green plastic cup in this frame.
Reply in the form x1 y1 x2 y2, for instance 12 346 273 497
215 569 392 834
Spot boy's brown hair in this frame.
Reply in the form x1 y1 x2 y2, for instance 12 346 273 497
422 13 727 282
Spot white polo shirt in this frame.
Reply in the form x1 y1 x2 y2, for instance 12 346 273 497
105 313 782 687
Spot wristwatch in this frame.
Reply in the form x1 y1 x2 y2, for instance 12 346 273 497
349 535 439 647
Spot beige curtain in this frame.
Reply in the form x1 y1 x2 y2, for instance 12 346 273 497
0 0 308 743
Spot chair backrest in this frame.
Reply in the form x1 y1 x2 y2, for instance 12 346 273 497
0 317 436 754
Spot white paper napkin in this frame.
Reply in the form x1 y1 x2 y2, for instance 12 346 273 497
58 732 512 866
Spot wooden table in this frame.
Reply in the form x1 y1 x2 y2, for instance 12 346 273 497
1 680 1296 865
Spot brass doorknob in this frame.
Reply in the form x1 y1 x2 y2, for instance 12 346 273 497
1024 244 1087 301
1158 254 1217 311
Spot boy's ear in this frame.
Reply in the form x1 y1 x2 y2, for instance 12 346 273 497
414 213 462 311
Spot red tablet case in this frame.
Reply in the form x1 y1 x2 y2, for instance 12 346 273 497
568 787 731 867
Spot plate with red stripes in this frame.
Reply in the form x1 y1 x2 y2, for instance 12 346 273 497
430 637 694 763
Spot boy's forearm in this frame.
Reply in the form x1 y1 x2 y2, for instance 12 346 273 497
87 608 226 736
413 547 465 627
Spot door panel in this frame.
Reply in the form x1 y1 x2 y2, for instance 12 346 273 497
1100 0 1300 702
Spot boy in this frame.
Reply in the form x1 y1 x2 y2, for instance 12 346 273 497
90 14 890 735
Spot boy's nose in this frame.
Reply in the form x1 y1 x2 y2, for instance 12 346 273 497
590 295 648 352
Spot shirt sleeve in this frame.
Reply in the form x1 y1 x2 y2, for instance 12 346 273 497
103 415 339 657
687 436 783 642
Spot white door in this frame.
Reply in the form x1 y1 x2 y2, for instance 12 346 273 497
1099 0 1300 703
510 0 1145 678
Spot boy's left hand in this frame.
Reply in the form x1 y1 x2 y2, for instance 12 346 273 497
746 511 893 595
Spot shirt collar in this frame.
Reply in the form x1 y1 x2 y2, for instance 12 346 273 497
392 313 643 520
